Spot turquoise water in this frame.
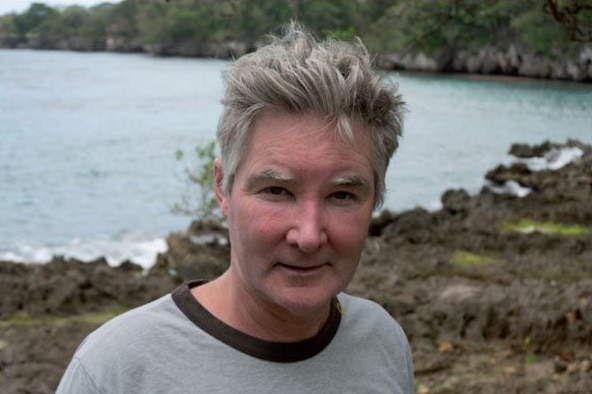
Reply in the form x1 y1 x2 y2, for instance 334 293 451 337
1 49 591 266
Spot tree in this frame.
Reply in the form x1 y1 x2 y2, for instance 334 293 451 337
0 14 19 47
173 141 221 222
544 0 592 42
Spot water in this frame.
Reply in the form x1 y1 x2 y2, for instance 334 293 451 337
387 72 592 211
1 50 591 267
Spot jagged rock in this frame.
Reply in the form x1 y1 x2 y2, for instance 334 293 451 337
2 140 592 393
509 141 558 158
379 44 592 81
441 189 471 214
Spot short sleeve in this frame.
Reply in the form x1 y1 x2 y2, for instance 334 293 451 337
56 356 101 394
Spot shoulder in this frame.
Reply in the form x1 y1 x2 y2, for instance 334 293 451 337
337 292 390 316
336 293 412 362
68 292 191 377
337 292 406 338
334 293 414 392
75 293 178 356
58 294 183 393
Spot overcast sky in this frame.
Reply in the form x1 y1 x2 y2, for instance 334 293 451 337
0 0 118 15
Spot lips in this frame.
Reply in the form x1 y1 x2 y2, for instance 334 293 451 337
276 262 328 272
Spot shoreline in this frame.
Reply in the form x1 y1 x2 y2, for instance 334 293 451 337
2 46 590 84
1 139 591 393
1 141 588 270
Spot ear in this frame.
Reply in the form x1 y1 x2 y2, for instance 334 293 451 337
214 158 229 218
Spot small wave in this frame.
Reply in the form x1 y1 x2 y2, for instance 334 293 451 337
485 146 583 198
519 146 584 171
484 180 532 197
0 234 167 270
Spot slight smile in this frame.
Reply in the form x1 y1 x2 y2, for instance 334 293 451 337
276 262 330 273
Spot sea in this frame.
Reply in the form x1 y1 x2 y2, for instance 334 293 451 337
1 49 591 268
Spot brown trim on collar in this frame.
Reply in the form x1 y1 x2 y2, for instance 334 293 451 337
172 280 341 363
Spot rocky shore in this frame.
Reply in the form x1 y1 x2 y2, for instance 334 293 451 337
108 40 592 82
4 39 591 82
376 43 592 82
1 140 591 393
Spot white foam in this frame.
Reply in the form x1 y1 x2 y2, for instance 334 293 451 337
0 234 167 270
485 180 532 197
485 146 583 198
520 147 584 171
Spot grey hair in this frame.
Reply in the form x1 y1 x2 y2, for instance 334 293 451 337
216 22 405 209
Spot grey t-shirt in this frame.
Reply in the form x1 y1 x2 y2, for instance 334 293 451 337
57 281 413 393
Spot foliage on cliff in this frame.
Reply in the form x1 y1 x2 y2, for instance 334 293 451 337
366 0 591 57
1 0 591 80
1 0 590 54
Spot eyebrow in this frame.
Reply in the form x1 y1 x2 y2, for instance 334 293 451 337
329 175 373 199
329 175 371 190
245 168 295 190
246 169 372 193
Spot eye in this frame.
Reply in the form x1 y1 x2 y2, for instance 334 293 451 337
259 186 293 201
331 191 354 200
264 186 288 195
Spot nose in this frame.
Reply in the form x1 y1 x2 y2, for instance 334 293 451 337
286 200 328 253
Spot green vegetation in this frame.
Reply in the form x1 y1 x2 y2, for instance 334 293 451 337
173 140 220 222
523 335 536 365
0 306 129 327
450 250 498 268
500 219 590 236
1 0 590 58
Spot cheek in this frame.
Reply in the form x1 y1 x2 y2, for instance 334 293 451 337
231 201 288 248
328 212 371 253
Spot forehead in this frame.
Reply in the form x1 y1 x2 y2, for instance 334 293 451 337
246 111 371 155
234 112 373 185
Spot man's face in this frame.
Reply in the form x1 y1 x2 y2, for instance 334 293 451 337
216 112 375 317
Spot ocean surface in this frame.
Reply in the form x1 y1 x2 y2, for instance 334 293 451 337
1 49 591 268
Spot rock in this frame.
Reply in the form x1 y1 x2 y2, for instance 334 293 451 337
383 43 592 81
115 260 143 273
509 141 557 158
368 210 397 237
484 163 532 186
382 208 434 243
438 341 453 353
152 220 230 282
441 189 471 214
0 256 177 319
567 362 579 375
2 140 592 393
504 366 518 375
438 284 480 302
554 357 569 373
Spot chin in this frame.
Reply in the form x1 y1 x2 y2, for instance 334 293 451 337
273 285 340 316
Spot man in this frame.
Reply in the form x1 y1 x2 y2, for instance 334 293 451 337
57 23 413 393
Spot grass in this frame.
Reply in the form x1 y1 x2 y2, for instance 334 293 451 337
0 306 129 328
499 219 589 236
450 250 498 268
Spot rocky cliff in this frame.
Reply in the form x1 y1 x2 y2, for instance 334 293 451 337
377 44 592 82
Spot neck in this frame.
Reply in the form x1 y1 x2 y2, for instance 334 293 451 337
191 271 331 342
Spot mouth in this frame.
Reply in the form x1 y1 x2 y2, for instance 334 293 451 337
276 262 328 273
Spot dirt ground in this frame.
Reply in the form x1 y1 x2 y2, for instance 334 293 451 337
1 140 591 393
